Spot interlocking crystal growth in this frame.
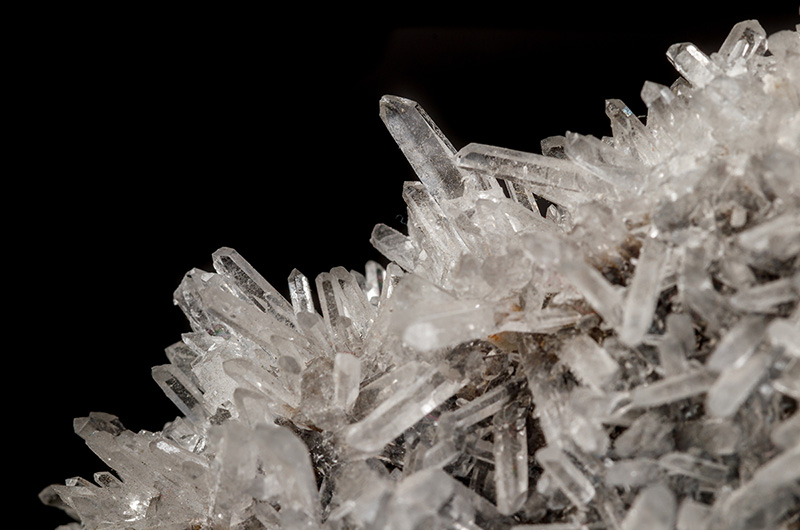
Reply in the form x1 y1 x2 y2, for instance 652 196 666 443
41 19 799 530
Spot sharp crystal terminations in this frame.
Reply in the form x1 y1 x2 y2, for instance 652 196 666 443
42 19 800 530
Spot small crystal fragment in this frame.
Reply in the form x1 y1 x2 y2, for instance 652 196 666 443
706 348 774 418
288 268 314 315
705 316 767 372
666 42 722 88
629 369 715 408
493 400 529 515
535 446 595 508
620 237 669 346
333 352 361 412
558 335 619 390
657 452 729 485
381 95 496 200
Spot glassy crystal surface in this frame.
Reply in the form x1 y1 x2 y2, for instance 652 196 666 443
42 18 800 530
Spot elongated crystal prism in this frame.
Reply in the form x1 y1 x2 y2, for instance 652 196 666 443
381 95 496 200
535 446 595 508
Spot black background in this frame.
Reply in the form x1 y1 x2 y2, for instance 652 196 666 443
16 4 797 528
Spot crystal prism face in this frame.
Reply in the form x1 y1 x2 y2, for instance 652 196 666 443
42 19 800 530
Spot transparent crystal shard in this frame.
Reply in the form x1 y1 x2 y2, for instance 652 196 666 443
402 181 470 282
605 458 662 487
364 260 385 306
500 307 583 334
380 95 498 200
541 135 567 158
315 270 359 353
493 400 529 515
629 369 715 408
212 247 297 330
729 277 799 313
370 223 419 272
614 411 674 458
658 452 728 485
605 98 659 165
656 313 693 376
333 352 361 412
173 268 228 336
771 357 800 400
504 178 540 212
152 364 209 424
561 258 623 328
455 142 617 210
737 211 800 261
706 347 774 418
564 131 646 192
640 80 682 151
440 382 513 431
535 446 595 507
666 42 722 88
343 362 467 453
705 316 767 372
164 339 203 389
288 268 314 315
620 237 669 346
223 357 299 411
197 274 303 352
679 244 730 332
717 20 767 65
558 335 618 390
620 483 676 530
390 275 498 352
330 266 377 337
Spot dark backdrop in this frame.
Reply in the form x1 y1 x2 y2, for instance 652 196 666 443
18 5 797 528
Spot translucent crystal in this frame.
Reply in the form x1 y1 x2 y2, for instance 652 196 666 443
558 335 619 390
343 362 467 453
493 400 529 515
666 42 722 88
619 237 669 347
629 369 715 408
717 20 768 65
535 446 595 508
380 95 498 201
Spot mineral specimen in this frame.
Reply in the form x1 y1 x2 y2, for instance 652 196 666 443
41 18 799 530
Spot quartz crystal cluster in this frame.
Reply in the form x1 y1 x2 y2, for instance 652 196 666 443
42 19 800 530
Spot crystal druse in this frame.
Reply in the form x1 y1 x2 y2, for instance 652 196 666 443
42 19 799 530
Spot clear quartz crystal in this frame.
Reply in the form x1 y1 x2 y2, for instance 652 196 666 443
620 237 669 346
43 19 800 530
558 335 619 389
493 400 529 515
535 446 595 508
